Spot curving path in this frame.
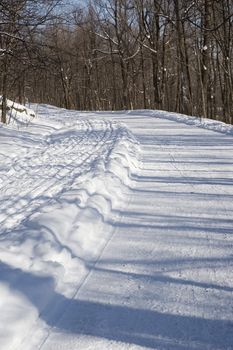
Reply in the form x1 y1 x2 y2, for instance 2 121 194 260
37 112 233 350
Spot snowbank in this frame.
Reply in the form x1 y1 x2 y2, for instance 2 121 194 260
0 106 140 349
129 109 233 135
0 97 35 126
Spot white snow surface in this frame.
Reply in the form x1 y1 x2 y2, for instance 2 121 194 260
0 104 233 350
0 97 36 125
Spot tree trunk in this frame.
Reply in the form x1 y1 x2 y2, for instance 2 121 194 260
201 0 212 119
1 59 8 124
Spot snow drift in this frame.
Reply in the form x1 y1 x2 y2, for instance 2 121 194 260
0 103 140 349
0 97 36 126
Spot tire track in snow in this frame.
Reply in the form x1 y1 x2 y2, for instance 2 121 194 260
0 109 141 350
36 131 140 350
0 119 119 234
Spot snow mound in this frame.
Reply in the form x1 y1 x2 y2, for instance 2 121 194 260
0 97 36 126
157 111 233 135
128 109 233 135
0 107 140 349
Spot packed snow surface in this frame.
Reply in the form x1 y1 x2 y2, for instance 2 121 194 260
0 105 233 350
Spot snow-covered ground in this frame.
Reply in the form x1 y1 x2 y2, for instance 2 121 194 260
0 104 233 350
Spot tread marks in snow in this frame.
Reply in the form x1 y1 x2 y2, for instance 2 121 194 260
0 119 128 234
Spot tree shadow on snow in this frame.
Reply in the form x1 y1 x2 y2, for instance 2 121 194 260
0 261 233 350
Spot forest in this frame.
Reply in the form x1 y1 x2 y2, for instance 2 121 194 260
0 0 232 123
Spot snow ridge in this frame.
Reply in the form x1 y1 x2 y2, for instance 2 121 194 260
128 109 233 135
0 97 36 126
0 107 140 350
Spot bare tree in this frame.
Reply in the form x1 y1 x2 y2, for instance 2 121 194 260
2 0 232 123
0 0 62 123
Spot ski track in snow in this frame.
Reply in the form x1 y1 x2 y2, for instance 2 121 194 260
0 105 233 350
0 106 140 350
1 119 114 231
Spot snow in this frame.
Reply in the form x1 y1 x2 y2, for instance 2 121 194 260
0 103 233 350
0 97 36 126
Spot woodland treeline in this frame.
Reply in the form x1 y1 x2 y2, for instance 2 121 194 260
0 0 232 123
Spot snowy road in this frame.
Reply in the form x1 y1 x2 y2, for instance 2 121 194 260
0 107 233 350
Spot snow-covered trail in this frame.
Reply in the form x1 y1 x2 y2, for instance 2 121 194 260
0 107 233 350
38 112 233 350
